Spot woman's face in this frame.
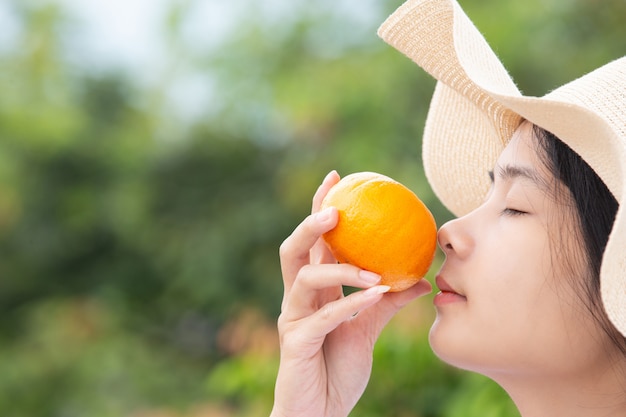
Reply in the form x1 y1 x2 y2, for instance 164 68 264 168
429 122 610 380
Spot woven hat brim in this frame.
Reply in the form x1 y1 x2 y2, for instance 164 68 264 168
378 0 626 336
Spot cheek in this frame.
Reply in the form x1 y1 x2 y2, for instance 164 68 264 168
476 222 555 322
430 276 554 372
429 226 561 370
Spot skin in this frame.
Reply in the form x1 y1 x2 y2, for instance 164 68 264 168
271 122 626 417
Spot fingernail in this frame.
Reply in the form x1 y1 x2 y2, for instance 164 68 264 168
323 170 338 183
359 270 381 285
363 285 391 296
316 207 334 223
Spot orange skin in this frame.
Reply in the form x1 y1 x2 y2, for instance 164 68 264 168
320 172 437 292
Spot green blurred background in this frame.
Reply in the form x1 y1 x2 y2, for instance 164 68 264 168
0 0 624 415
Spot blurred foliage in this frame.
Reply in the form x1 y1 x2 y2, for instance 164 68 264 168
0 0 624 415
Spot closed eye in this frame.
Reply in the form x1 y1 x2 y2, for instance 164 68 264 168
502 208 528 217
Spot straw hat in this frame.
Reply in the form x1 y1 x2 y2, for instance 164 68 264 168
378 0 626 336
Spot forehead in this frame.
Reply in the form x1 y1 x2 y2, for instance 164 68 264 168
498 122 542 169
497 122 582 220
494 122 552 189
496 122 573 202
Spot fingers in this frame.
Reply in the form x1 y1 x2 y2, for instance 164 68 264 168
358 278 433 337
278 284 391 352
308 285 391 335
312 170 340 213
310 170 341 265
384 279 433 308
282 264 382 320
280 170 341 292
279 206 338 292
295 264 381 292
279 279 433 350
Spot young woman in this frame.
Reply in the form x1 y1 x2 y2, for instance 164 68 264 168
270 0 626 416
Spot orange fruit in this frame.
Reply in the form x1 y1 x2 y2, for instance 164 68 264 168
320 172 437 292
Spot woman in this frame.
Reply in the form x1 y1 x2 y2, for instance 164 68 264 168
270 0 626 416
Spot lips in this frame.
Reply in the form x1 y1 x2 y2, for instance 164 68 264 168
435 275 462 295
433 275 466 306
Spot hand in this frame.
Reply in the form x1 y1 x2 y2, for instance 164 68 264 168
270 171 432 417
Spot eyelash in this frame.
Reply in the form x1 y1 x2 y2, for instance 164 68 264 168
489 171 530 217
502 208 527 217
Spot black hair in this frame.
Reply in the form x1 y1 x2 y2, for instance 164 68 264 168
532 124 626 354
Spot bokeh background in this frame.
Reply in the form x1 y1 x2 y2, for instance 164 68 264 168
1 0 624 416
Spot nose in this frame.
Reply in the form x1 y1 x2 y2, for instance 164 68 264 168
437 215 473 260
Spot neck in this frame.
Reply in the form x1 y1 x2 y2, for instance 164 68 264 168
491 361 626 417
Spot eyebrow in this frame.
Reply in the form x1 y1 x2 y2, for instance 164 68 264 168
488 164 548 190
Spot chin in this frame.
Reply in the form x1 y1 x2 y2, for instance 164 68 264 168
428 318 457 362
428 319 529 379
428 318 482 372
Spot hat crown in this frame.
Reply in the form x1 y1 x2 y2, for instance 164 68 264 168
536 58 626 200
